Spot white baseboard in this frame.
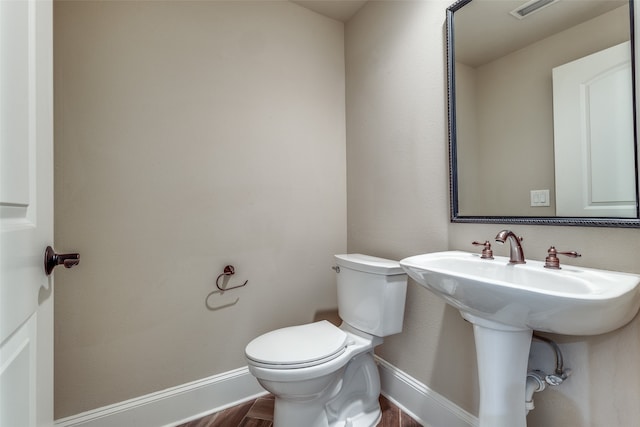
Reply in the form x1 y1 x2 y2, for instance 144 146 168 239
55 359 478 427
54 366 268 427
376 356 478 427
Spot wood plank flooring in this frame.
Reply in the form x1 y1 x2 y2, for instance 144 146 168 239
177 394 422 427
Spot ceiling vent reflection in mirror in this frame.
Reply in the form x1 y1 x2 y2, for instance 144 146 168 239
510 0 560 19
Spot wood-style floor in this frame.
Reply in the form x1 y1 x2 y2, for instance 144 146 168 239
176 394 422 427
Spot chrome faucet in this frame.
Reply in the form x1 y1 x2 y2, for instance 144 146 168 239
495 230 526 264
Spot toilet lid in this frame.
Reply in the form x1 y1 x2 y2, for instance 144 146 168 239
245 321 348 369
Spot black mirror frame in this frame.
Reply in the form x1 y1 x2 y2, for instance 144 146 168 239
447 0 640 227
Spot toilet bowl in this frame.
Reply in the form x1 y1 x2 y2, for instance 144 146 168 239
245 254 408 427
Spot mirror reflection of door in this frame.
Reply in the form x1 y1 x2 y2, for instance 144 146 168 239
553 41 636 217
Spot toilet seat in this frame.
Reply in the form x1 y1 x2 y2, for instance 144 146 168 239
245 321 348 369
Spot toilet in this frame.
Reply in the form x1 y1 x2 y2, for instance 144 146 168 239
245 254 408 427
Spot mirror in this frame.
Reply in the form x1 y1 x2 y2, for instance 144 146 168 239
447 0 640 226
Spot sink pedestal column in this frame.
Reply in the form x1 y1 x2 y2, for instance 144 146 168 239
463 313 533 427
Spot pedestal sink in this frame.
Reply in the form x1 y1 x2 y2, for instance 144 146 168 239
400 251 640 427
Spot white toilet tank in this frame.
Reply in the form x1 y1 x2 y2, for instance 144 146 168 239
334 254 408 337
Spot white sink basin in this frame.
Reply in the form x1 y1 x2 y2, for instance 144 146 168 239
400 251 640 335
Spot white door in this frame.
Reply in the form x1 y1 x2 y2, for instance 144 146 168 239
553 41 636 217
1 0 54 426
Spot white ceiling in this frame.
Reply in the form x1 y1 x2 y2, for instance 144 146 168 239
291 0 368 22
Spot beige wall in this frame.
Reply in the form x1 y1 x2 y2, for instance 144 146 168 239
347 0 640 426
345 0 479 414
53 1 346 418
54 0 640 426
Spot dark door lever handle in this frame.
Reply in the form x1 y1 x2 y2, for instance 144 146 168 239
44 246 80 276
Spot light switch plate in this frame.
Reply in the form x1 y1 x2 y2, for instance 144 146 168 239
530 189 550 207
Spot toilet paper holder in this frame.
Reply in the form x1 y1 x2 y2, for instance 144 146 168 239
206 265 248 311
215 265 248 291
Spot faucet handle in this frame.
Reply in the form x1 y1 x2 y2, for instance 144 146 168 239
472 241 494 259
544 246 581 269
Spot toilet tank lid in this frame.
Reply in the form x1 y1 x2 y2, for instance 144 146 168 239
334 254 404 275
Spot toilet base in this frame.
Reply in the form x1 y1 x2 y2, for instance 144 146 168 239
270 351 382 427
273 400 381 427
